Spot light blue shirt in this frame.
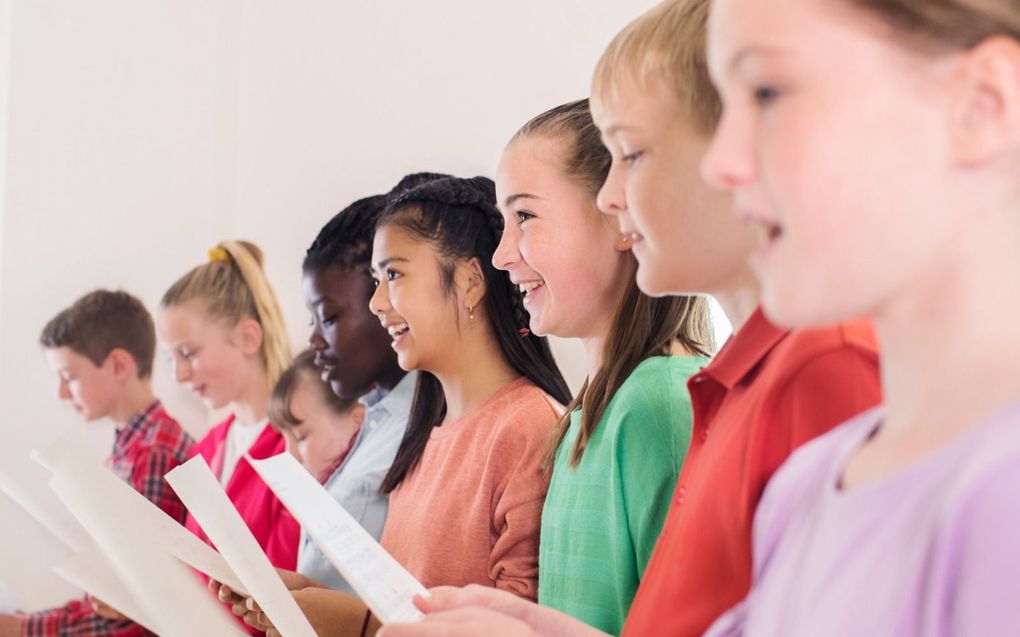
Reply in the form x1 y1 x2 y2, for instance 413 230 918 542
296 370 416 593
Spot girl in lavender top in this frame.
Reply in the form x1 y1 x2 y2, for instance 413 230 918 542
700 0 1020 635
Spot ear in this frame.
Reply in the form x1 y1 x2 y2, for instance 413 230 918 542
458 257 488 314
232 317 265 357
951 36 1020 166
106 348 138 382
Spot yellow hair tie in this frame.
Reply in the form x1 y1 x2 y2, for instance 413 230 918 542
207 246 231 263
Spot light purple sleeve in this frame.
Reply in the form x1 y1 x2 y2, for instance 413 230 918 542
938 459 1020 635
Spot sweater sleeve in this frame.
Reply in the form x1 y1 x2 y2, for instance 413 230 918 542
486 405 556 601
614 375 691 576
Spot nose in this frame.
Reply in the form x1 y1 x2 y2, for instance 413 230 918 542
368 280 389 317
492 220 521 272
308 323 327 351
597 160 626 216
701 108 756 191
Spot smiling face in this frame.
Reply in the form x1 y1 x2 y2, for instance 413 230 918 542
493 135 630 339
44 346 120 422
594 76 758 298
155 301 256 409
369 224 465 373
303 265 398 400
703 0 965 327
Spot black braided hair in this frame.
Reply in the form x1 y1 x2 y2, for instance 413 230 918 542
385 172 452 200
377 175 572 494
303 195 387 273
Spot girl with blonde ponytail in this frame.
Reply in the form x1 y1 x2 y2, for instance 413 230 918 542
156 240 300 580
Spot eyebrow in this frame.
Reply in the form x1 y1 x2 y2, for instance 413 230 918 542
727 45 787 74
601 123 641 137
504 193 543 207
373 256 410 271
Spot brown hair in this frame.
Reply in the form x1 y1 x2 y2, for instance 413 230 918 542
514 99 715 467
269 349 358 429
160 240 293 389
591 0 720 134
40 289 157 378
847 1 1020 50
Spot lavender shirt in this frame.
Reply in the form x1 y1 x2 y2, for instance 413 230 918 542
706 403 1020 637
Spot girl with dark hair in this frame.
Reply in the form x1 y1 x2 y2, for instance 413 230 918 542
249 175 570 637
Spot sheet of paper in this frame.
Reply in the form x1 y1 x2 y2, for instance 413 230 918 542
31 433 249 596
0 457 91 551
53 547 162 634
166 456 317 637
48 466 244 635
249 452 426 624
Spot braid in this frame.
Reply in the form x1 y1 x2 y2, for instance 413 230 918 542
303 195 387 272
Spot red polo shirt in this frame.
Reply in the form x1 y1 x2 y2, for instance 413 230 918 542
623 309 881 637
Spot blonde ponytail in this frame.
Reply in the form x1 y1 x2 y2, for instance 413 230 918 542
161 240 293 389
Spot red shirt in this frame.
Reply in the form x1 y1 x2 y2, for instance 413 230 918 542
623 309 881 637
185 415 299 570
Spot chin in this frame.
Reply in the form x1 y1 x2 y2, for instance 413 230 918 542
634 266 675 298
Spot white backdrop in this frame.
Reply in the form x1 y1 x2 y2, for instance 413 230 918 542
0 0 732 611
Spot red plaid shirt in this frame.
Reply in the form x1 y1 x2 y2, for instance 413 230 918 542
23 400 195 637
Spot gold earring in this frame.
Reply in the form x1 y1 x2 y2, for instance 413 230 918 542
468 304 476 320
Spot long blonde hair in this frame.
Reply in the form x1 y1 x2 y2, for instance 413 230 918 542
161 240 292 389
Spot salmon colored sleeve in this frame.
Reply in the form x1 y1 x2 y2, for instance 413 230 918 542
486 408 554 601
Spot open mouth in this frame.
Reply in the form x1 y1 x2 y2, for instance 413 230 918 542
517 280 545 304
387 322 410 342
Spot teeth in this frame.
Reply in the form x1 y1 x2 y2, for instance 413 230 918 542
387 323 409 337
518 281 544 295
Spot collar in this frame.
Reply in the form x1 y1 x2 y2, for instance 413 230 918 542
360 370 418 427
114 399 163 450
702 307 790 390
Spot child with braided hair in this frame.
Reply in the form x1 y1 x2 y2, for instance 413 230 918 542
244 175 571 637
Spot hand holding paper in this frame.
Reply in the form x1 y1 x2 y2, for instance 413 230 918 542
166 456 318 637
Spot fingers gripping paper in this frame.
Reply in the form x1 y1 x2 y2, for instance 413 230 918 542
165 456 317 637
248 452 426 624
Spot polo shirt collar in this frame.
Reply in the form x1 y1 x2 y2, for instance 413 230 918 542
703 307 790 390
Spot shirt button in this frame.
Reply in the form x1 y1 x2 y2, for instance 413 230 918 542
677 486 687 504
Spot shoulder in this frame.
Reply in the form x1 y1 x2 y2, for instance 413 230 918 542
482 380 561 449
768 319 879 381
601 357 700 438
191 414 235 455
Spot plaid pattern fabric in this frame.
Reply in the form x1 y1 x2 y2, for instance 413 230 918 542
23 401 195 637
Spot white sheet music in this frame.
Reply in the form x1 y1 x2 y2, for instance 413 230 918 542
166 456 317 637
248 452 426 624
52 547 162 634
31 433 249 596
47 463 244 635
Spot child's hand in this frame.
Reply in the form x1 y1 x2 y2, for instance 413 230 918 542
0 614 23 637
208 578 245 607
89 597 126 621
378 607 537 637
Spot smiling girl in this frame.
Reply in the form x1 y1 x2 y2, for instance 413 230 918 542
493 99 712 634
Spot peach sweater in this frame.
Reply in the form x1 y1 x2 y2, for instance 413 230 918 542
380 377 561 600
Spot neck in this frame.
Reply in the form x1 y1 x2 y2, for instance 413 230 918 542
231 367 271 426
711 269 761 333
375 363 407 394
110 380 157 428
433 322 520 423
876 222 1020 444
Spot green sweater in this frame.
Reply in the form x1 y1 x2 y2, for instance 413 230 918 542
538 355 704 635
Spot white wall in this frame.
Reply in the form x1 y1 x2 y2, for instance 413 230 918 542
0 0 726 612
0 0 242 609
